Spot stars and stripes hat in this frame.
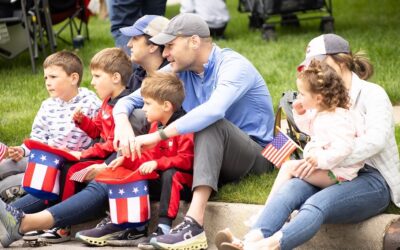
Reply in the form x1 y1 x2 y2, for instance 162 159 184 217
298 33 350 72
120 15 169 38
22 139 79 200
96 168 158 226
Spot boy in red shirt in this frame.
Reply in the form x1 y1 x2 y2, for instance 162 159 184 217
76 72 194 248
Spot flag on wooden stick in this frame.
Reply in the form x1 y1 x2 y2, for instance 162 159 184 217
261 129 299 168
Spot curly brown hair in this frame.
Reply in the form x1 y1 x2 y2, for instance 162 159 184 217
298 59 350 110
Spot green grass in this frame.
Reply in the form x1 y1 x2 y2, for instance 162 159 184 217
1 0 400 212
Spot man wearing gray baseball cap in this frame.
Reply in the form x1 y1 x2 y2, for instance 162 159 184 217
112 13 275 249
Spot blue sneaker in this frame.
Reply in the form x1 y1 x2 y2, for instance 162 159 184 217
150 216 208 250
0 199 24 247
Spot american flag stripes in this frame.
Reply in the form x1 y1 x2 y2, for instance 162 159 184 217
70 167 93 183
0 142 7 160
261 130 298 168
107 180 150 225
22 149 63 200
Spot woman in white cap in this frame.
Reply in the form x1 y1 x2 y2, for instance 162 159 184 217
215 33 400 250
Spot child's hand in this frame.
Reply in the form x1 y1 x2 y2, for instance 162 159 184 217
109 156 125 170
138 161 157 175
8 146 24 162
72 106 84 124
84 163 107 181
69 151 82 160
292 99 306 115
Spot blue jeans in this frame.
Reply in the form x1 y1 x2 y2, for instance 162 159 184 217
11 181 108 227
253 165 390 250
109 0 167 54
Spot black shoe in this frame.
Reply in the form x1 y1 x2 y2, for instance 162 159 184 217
106 226 148 247
137 227 164 250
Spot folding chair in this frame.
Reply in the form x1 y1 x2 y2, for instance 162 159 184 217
0 0 41 72
47 0 90 47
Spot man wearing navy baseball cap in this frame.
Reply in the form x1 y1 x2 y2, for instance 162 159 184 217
119 15 170 91
113 13 275 249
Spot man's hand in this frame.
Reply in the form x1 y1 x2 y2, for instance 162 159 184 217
8 146 24 162
72 106 84 124
138 161 157 175
69 151 82 160
130 133 160 161
292 99 306 115
113 114 136 158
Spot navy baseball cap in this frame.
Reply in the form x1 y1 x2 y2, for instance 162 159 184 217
120 15 169 38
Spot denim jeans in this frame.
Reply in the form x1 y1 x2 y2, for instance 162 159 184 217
11 181 108 227
253 165 390 250
109 0 167 54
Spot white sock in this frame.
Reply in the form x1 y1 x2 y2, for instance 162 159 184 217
158 223 171 234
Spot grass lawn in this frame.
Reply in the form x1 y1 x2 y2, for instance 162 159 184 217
1 0 400 212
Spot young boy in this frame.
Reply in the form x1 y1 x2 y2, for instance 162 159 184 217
0 51 100 204
25 48 134 244
3 51 102 243
75 72 194 249
63 47 133 200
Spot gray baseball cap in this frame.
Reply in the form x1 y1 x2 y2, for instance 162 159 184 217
150 13 210 45
298 34 350 71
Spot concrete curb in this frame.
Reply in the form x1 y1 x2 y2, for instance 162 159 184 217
8 202 399 249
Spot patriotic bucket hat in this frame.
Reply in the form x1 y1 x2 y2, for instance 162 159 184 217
23 139 78 200
96 167 158 228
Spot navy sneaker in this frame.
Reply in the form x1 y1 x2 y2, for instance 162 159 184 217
0 199 24 247
106 226 148 247
150 216 208 250
75 216 124 246
138 226 164 250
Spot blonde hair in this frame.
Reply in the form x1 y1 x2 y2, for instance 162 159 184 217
298 59 350 110
141 72 185 111
90 48 132 86
330 50 374 80
43 51 83 86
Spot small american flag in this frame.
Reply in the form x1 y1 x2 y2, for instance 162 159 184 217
0 142 7 160
70 167 93 183
262 130 298 168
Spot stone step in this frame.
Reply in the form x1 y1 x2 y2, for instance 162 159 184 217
9 202 400 249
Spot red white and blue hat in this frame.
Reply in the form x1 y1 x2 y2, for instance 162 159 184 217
96 167 158 227
22 139 78 200
119 15 169 38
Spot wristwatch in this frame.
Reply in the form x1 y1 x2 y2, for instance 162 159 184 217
158 128 169 140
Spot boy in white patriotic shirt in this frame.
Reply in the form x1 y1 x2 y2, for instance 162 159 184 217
0 51 101 243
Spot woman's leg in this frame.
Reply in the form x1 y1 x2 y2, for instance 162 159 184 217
253 178 319 236
264 160 303 205
278 166 390 250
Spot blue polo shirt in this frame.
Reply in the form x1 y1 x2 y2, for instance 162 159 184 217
113 45 274 147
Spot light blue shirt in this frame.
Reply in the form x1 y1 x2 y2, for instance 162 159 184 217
113 45 274 147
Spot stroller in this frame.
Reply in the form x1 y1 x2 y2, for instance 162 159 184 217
238 0 334 40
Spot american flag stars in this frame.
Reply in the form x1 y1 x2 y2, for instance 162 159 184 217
109 185 149 197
